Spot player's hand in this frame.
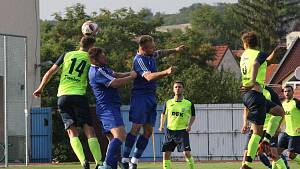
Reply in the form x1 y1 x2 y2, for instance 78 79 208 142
175 45 186 52
241 124 249 134
186 125 192 132
159 127 164 132
240 81 262 93
165 66 177 75
130 71 137 79
33 88 42 97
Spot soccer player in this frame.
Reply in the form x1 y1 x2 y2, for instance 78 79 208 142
278 85 300 167
241 86 287 169
159 81 196 169
239 32 284 169
120 35 186 169
88 47 137 169
33 36 102 169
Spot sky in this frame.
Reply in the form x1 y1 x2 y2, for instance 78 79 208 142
40 0 237 20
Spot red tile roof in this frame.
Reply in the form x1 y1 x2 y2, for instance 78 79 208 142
265 64 278 83
211 45 229 68
293 22 300 31
270 38 300 84
232 49 244 58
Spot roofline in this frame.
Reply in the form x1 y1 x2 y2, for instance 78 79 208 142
269 37 300 84
216 47 229 68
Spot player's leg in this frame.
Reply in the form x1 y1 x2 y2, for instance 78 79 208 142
268 133 287 169
163 152 172 169
180 130 194 169
58 96 88 168
183 151 195 169
161 129 177 169
278 132 290 169
264 105 284 143
287 136 300 165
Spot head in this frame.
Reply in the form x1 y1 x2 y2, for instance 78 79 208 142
241 31 258 49
139 35 156 55
283 85 294 100
173 81 184 96
88 47 107 66
80 36 96 51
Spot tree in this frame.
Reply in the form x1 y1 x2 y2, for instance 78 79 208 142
233 0 300 51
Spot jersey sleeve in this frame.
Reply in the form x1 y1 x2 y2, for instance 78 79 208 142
95 68 116 87
54 53 66 67
191 102 195 116
293 98 300 109
134 57 151 77
255 52 268 65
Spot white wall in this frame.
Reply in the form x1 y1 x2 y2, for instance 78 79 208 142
218 50 241 79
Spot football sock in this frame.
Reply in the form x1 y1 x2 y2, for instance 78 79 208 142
293 154 300 165
133 135 149 159
123 132 137 158
70 137 86 166
275 158 287 169
163 160 171 169
280 154 289 169
186 156 195 169
265 116 281 141
105 138 122 168
88 137 102 165
245 134 261 166
258 153 271 168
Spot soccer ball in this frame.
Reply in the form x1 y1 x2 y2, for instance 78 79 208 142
81 21 100 36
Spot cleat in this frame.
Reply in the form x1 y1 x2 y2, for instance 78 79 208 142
120 162 129 169
95 164 102 169
240 164 252 169
129 162 137 169
97 162 112 169
83 160 90 169
258 141 271 156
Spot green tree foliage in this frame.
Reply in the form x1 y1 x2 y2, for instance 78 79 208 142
233 0 300 51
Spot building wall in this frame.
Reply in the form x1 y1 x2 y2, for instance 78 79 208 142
0 0 41 108
218 50 241 79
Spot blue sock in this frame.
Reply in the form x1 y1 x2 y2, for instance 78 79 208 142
280 154 290 169
123 133 137 158
105 138 122 168
258 153 271 167
133 135 149 158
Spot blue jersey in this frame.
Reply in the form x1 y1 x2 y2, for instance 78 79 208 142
88 65 121 109
132 52 158 95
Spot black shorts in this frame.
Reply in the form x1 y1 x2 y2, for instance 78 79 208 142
265 86 282 107
242 90 267 125
57 95 93 130
265 100 277 113
244 130 278 150
161 129 191 152
278 132 300 153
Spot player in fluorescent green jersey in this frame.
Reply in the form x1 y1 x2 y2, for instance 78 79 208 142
159 81 196 169
239 32 284 169
33 36 102 169
278 85 300 167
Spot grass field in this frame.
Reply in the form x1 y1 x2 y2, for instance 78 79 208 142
1 161 298 169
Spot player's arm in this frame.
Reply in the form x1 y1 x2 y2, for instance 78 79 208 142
156 45 186 57
113 72 131 78
241 107 249 134
33 54 65 97
143 66 177 81
186 103 196 132
109 71 137 88
294 98 300 133
159 103 167 132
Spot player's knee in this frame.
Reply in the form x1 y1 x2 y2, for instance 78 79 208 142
83 125 96 138
183 151 191 158
67 125 79 138
130 124 142 135
163 152 171 160
288 151 296 159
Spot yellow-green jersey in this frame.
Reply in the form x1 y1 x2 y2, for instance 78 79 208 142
56 50 90 96
240 49 268 88
163 98 195 130
282 98 300 136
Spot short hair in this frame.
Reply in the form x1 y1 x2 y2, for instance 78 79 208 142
242 31 258 48
174 81 184 88
139 35 154 47
283 85 294 92
80 36 96 49
88 47 105 64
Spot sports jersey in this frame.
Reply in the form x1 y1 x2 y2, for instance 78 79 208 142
88 65 121 109
282 98 300 136
132 52 158 95
240 49 268 88
56 50 90 96
162 98 195 130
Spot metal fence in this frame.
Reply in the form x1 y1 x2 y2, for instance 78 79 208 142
121 103 245 161
0 34 28 167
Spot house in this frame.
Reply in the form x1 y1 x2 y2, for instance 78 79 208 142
267 36 300 99
210 45 241 79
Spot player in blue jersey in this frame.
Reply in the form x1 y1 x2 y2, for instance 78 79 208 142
120 35 186 169
88 47 137 169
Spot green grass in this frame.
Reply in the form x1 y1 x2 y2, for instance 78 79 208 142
2 161 298 169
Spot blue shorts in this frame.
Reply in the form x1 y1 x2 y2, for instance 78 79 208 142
96 106 124 133
278 132 300 153
242 90 267 125
129 94 157 126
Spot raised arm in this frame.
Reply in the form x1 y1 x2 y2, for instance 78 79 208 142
143 66 177 81
109 71 137 88
33 64 59 97
157 45 186 57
